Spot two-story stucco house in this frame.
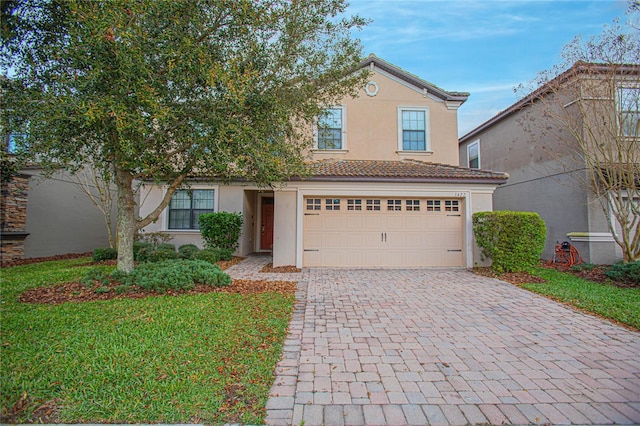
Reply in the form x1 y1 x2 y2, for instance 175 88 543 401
139 55 507 268
459 62 639 264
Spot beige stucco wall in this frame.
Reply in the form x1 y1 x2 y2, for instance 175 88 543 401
310 69 461 166
272 190 297 266
138 183 267 256
241 191 257 256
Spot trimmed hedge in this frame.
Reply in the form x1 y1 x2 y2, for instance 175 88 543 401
199 212 243 251
92 247 117 262
178 244 200 260
473 211 546 273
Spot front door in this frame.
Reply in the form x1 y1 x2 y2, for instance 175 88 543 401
260 197 274 250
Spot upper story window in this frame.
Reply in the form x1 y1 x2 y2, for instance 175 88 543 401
398 107 430 151
168 189 215 230
618 87 639 138
317 107 345 150
467 140 480 169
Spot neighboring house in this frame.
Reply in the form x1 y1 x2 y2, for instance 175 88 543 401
139 55 507 268
459 62 639 264
1 138 116 262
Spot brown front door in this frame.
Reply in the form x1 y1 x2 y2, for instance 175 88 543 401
260 197 274 250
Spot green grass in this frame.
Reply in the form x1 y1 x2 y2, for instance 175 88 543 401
1 258 295 424
522 267 640 330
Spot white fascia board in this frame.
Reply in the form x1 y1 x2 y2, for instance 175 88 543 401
372 68 445 104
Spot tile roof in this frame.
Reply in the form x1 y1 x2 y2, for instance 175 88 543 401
299 159 508 183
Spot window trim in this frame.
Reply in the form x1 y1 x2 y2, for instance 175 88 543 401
467 139 480 169
164 186 219 232
314 105 347 151
617 85 640 139
397 107 430 152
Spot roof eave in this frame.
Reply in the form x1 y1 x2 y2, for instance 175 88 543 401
459 62 640 144
290 176 508 185
361 55 470 104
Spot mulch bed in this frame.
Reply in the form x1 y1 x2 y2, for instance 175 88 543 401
11 254 295 305
473 267 547 285
544 262 612 284
475 262 636 288
19 279 297 305
260 263 301 273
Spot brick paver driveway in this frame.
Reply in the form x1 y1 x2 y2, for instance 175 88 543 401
227 256 640 425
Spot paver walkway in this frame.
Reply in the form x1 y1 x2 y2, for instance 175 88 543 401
226 256 640 425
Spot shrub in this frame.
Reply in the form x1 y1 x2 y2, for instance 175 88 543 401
136 245 177 263
133 242 153 261
178 244 200 259
572 263 597 272
199 212 243 251
146 247 178 263
92 247 117 262
604 261 640 285
129 259 231 292
111 269 133 286
194 249 220 264
81 268 112 288
473 211 546 273
80 268 111 292
214 248 234 261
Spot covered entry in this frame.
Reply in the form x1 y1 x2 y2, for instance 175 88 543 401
302 196 464 267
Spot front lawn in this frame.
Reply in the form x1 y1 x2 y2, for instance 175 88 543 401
521 266 640 330
1 258 295 424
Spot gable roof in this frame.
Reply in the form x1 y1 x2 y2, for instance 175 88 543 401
361 54 470 104
297 159 508 184
459 61 640 144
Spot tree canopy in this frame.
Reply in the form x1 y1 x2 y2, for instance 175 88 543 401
1 0 369 271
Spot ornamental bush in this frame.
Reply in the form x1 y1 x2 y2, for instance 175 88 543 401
92 247 117 262
199 212 243 252
178 244 201 260
129 259 231 292
133 242 153 261
473 211 546 273
146 247 178 262
193 248 220 264
605 261 640 285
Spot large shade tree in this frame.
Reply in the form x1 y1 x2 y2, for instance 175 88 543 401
1 0 368 271
519 13 639 261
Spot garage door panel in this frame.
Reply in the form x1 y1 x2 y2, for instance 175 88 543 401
305 232 323 248
303 197 464 267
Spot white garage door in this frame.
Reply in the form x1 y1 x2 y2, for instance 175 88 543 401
303 197 464 267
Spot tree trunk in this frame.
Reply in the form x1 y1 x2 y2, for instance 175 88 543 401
114 166 137 273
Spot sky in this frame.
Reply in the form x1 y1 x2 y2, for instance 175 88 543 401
345 0 634 136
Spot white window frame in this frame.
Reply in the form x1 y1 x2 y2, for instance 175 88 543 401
617 85 640 138
397 107 430 152
467 139 480 169
163 185 219 232
314 105 347 151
